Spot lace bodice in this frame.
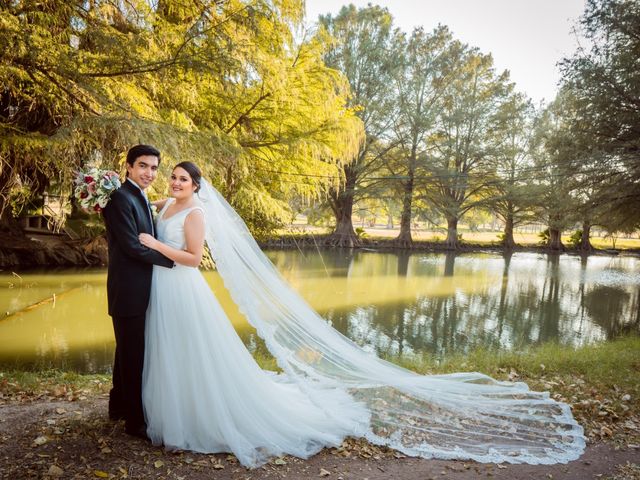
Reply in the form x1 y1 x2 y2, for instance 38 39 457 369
155 199 204 250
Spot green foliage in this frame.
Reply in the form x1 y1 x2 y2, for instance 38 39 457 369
0 0 363 236
2 0 638 241
419 39 514 248
484 93 539 231
529 92 581 234
559 0 640 232
568 230 583 248
538 228 550 246
318 5 400 242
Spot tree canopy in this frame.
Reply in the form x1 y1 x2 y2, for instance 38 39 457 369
2 0 638 247
0 0 363 235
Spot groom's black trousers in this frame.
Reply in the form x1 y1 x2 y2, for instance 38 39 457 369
109 313 146 429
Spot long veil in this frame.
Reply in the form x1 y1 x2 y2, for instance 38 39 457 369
197 179 585 464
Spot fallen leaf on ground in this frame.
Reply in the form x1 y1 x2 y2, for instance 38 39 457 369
47 465 64 477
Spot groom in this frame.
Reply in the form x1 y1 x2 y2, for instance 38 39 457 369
102 144 174 439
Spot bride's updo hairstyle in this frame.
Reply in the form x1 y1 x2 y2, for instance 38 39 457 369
174 161 202 193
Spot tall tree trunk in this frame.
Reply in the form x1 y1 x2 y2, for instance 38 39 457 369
548 227 564 251
386 213 394 229
325 168 359 248
0 161 13 226
394 163 414 248
445 216 459 250
580 221 594 252
0 166 21 234
502 214 516 249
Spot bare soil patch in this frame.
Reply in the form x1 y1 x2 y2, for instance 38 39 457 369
1 396 638 480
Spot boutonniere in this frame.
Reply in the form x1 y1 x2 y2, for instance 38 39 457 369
150 204 159 220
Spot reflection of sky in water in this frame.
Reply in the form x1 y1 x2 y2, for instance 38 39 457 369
0 252 638 373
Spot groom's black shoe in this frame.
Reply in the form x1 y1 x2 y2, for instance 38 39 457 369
125 424 150 441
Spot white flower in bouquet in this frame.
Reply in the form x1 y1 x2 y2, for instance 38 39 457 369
74 167 121 213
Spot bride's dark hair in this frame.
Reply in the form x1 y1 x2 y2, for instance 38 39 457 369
174 161 202 193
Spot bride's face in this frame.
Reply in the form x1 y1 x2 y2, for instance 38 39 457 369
170 167 197 200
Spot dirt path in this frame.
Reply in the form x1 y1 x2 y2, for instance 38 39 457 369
1 396 638 479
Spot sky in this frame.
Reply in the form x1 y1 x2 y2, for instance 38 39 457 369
304 0 587 105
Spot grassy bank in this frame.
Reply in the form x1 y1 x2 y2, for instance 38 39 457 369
2 336 639 445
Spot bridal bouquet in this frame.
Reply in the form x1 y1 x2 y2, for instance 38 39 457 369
74 167 121 213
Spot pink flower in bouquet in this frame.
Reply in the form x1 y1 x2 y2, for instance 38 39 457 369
74 167 121 214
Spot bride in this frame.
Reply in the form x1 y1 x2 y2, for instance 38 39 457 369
138 161 585 468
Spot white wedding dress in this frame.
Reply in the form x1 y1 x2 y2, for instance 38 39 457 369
143 200 370 467
142 181 585 469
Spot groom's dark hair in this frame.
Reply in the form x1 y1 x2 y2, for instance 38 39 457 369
126 144 161 170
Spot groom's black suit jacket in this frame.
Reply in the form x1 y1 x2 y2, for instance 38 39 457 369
103 179 174 317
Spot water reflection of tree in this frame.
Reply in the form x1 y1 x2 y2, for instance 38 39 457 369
444 252 456 277
324 248 356 277
397 251 410 276
267 248 356 278
583 285 632 338
537 254 561 343
268 250 640 361
495 250 514 341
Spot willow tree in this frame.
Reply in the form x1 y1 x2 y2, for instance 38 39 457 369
318 4 400 247
560 0 640 234
388 26 454 248
1 0 362 236
157 1 366 236
0 0 237 226
484 93 538 249
421 45 512 249
529 92 579 251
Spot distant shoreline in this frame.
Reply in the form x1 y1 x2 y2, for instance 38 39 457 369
259 234 639 257
1 232 638 270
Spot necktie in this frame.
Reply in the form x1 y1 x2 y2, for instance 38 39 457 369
142 192 155 236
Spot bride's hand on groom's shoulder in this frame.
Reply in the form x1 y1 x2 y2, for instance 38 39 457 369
139 233 159 250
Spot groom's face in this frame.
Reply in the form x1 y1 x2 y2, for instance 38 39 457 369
127 155 159 190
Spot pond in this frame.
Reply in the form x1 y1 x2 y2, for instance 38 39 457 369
0 251 638 373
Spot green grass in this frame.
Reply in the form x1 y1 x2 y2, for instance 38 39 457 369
0 370 111 398
444 337 638 385
387 336 639 390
